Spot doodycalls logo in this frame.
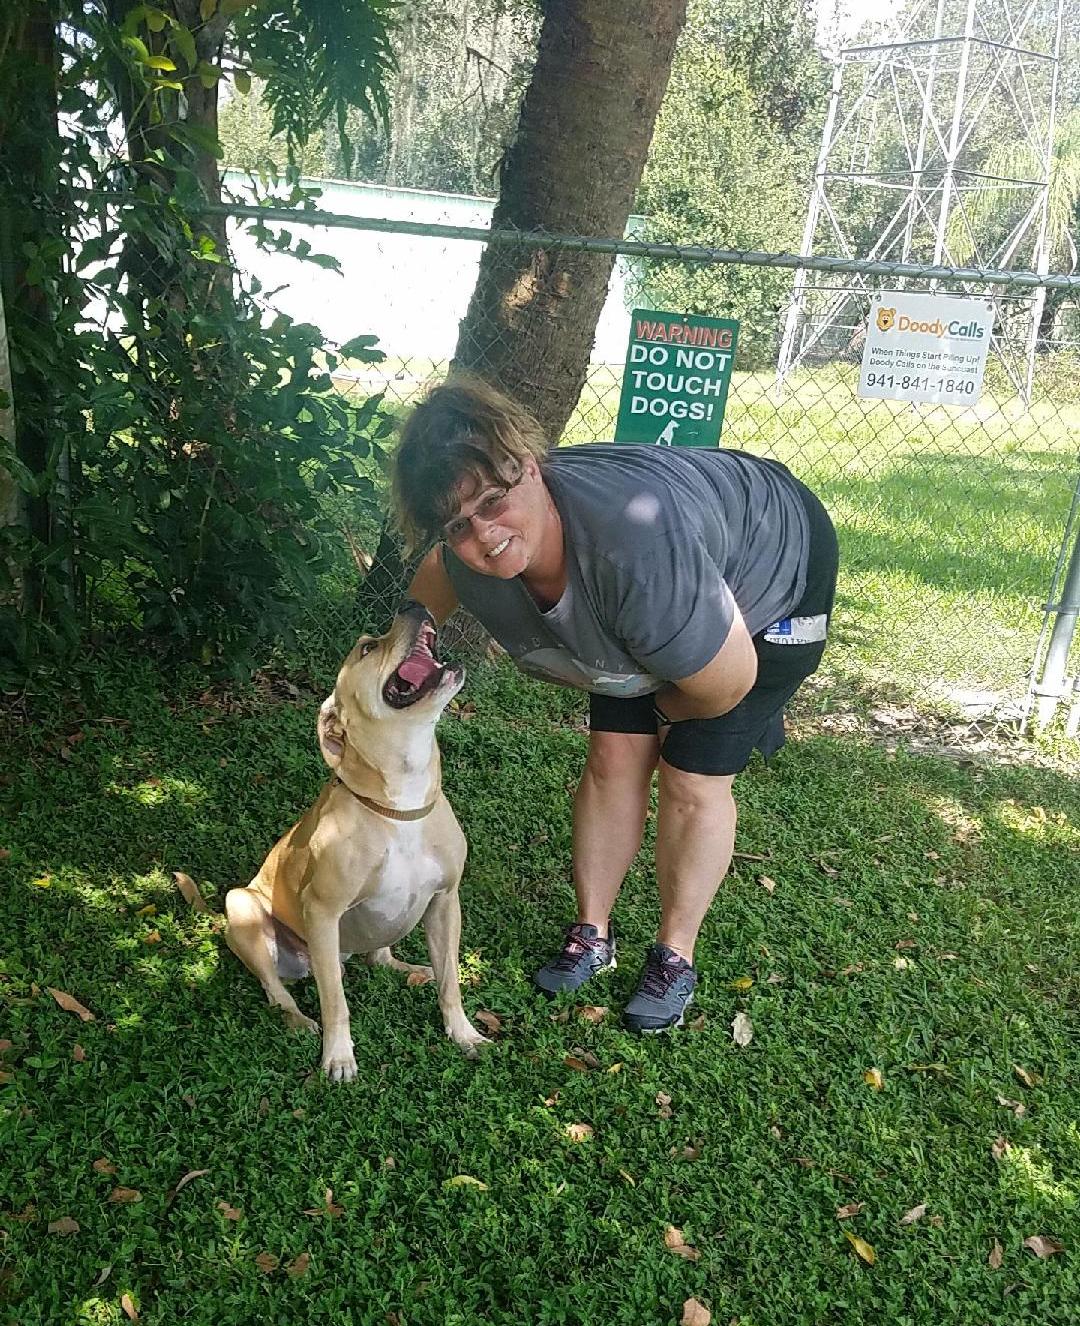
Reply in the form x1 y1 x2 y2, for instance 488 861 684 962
876 306 897 332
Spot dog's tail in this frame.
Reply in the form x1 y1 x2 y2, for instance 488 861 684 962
173 870 211 912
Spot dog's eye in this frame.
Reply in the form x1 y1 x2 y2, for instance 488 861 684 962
358 640 377 657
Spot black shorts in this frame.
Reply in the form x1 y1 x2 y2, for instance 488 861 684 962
588 479 838 776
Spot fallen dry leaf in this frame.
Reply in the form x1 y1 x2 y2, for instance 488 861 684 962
120 1293 139 1321
47 1217 80 1235
656 1091 673 1119
93 1266 112 1288
474 1009 502 1035
303 1187 344 1217
578 1005 608 1023
47 988 94 1022
406 969 433 987
442 1174 488 1191
142 930 161 945
895 938 917 950
564 1055 593 1072
836 1202 865 1220
1013 1064 1040 1089
0 1039 12 1054
92 1158 117 1176
618 1168 636 1186
864 1068 884 1091
255 1252 279 1274
996 1094 1026 1118
729 976 754 991
606 1061 623 1074
216 1199 243 1220
1022 1234 1064 1259
900 1204 927 1225
549 1007 571 1024
382 1156 396 1170
108 1187 142 1204
991 1136 1011 1162
844 1231 876 1265
759 875 777 895
286 1252 311 1278
989 1239 1004 1269
565 1122 594 1142
173 871 209 912
893 956 911 970
818 860 840 878
167 1169 210 1203
731 1011 753 1047
681 1298 712 1326
72 1044 87 1063
664 1225 701 1261
682 1141 704 1161
688 1013 707 1030
257 1096 269 1117
134 904 156 918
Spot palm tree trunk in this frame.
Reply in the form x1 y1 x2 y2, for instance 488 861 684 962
453 0 686 441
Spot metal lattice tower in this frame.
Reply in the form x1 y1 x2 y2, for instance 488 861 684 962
778 0 1064 395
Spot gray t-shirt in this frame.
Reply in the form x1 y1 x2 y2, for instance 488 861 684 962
445 444 810 697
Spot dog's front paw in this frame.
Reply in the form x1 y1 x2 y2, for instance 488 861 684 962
449 1024 492 1060
284 1009 319 1035
321 1039 358 1083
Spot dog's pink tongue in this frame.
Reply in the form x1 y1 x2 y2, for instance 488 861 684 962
397 653 438 687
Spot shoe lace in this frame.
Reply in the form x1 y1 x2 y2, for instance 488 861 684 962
551 925 601 973
640 949 682 998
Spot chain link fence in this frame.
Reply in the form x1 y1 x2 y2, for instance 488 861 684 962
213 196 1080 727
48 188 1080 730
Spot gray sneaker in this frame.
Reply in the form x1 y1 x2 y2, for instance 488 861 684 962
623 943 697 1032
533 923 616 995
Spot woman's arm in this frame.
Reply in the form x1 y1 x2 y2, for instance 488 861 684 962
651 605 758 722
406 546 460 626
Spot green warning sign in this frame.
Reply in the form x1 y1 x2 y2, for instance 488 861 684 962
614 308 739 448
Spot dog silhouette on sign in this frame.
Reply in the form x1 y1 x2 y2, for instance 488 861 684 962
876 306 897 332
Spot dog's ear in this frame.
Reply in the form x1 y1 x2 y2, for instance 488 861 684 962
317 696 346 767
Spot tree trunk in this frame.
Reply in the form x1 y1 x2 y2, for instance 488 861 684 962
453 0 686 441
358 0 684 624
1037 284 1068 350
106 0 231 316
0 3 60 614
0 280 19 603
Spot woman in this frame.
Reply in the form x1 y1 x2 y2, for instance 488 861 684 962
392 376 838 1032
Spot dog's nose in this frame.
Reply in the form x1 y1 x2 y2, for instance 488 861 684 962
397 599 435 627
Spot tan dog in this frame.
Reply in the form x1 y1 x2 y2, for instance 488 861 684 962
224 602 487 1080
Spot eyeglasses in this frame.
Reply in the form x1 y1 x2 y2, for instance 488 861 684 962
441 476 521 547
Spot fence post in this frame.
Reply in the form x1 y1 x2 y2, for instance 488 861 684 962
1033 509 1080 729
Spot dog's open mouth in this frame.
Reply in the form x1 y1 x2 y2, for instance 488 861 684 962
383 619 447 709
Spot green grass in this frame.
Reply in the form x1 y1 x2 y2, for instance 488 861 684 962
2 652 1079 1325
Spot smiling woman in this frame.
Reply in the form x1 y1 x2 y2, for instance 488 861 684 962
390 373 839 1034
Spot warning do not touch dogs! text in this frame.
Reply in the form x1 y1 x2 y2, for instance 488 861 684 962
615 309 740 448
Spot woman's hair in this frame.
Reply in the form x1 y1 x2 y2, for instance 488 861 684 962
391 374 550 554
